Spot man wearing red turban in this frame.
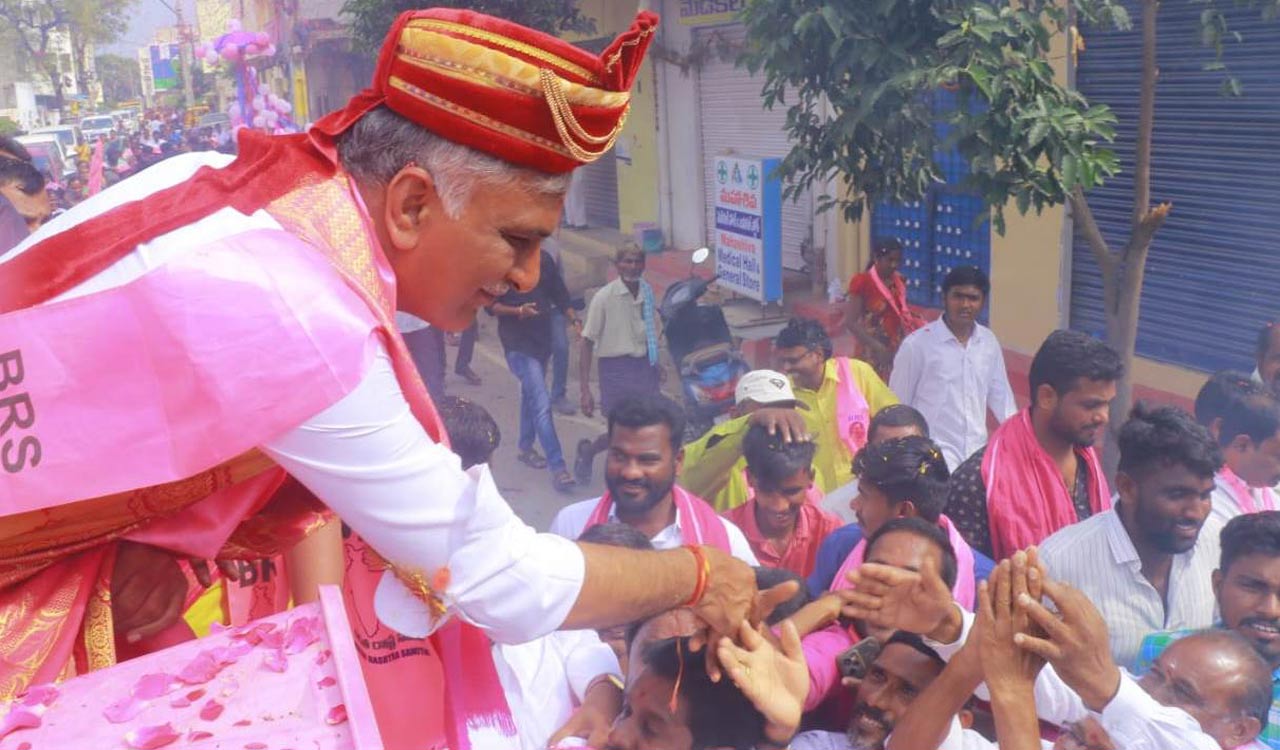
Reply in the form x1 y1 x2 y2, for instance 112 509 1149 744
0 9 763 749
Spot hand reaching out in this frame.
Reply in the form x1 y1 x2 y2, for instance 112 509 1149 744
1014 577 1122 712
717 619 809 746
977 554 1046 697
839 557 957 639
690 546 798 681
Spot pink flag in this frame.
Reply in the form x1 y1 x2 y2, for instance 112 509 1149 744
87 138 105 196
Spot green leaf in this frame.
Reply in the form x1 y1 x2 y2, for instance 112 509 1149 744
1027 120 1050 147
1062 153 1079 188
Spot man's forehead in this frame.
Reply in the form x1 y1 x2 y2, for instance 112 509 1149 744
874 642 942 687
611 424 672 450
866 531 935 570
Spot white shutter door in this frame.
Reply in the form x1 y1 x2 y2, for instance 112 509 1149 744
696 24 812 271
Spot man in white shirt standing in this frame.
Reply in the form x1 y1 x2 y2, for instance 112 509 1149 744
890 265 1016 471
552 394 759 564
1038 404 1224 668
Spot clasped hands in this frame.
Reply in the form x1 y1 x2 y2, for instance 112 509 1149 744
840 548 1123 712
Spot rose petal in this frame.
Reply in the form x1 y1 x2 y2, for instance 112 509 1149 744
124 722 181 749
179 651 225 685
0 707 42 739
325 704 347 725
133 673 177 699
188 730 213 741
262 649 287 673
233 719 251 727
210 641 253 665
17 742 31 750
314 649 332 666
104 695 147 724
199 699 225 722
169 696 190 709
19 685 58 707
316 676 336 689
284 616 321 655
245 744 267 749
239 622 277 645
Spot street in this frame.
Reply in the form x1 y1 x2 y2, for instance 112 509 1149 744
437 317 678 533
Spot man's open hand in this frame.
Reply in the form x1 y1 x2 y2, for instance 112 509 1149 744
1014 577 1121 711
839 557 957 639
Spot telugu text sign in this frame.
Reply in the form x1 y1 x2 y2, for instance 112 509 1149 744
712 156 782 303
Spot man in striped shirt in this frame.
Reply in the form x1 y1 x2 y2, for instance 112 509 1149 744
1039 404 1223 667
1136 511 1280 749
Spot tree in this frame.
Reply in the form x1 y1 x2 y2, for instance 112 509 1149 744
0 0 136 111
95 52 140 106
342 0 595 57
741 0 1277 468
67 0 135 100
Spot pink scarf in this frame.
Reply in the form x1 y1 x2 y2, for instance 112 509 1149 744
1219 466 1278 515
866 270 925 333
833 357 872 457
982 409 1111 560
584 485 732 552
829 515 977 610
87 138 105 196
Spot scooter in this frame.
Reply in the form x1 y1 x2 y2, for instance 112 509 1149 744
659 248 751 439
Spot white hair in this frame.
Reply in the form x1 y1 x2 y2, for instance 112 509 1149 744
336 105 571 217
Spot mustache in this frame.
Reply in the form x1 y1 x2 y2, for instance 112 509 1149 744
1241 617 1280 630
851 705 890 733
481 281 511 297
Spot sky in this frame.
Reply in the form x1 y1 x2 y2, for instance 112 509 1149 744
106 0 191 55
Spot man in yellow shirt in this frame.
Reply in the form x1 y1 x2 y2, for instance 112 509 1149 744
774 317 898 490
680 369 808 512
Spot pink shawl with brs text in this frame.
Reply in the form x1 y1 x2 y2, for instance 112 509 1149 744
982 409 1111 560
584 485 731 552
830 515 976 610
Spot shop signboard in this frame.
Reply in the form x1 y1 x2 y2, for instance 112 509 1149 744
712 155 782 303
677 0 746 25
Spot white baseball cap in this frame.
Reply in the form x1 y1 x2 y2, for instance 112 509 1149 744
735 369 798 406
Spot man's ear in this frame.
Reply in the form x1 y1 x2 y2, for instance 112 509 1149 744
674 447 685 476
1223 715 1262 750
1116 471 1139 505
896 500 918 520
1212 568 1223 603
382 164 438 253
744 467 758 491
1034 383 1058 413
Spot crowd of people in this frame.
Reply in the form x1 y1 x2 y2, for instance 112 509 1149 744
1 6 1277 750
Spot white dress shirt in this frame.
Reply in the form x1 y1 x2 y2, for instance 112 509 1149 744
9 152 586 646
819 478 860 525
791 731 851 749
550 496 759 565
1210 470 1279 527
925 609 1222 750
1037 507 1221 670
889 318 1017 470
493 629 621 750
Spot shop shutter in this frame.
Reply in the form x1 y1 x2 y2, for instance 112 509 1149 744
1070 1 1280 372
580 150 620 229
696 23 812 271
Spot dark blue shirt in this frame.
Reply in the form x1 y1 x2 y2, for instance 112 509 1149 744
806 523 996 597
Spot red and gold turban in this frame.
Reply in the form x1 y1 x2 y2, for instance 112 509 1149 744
312 8 659 174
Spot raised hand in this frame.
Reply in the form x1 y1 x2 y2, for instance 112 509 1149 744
977 556 1046 697
747 407 811 444
1014 577 1121 711
717 619 809 746
839 557 957 638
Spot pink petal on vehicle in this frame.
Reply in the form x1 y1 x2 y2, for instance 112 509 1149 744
284 616 321 655
124 723 181 749
179 651 224 685
0 707 42 739
325 704 347 725
316 676 336 689
240 622 277 645
262 649 287 673
133 673 177 699
188 730 213 742
314 649 332 665
210 641 253 665
19 685 58 707
103 695 147 724
199 699 225 721
245 744 267 749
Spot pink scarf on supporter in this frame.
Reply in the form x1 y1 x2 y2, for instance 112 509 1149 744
829 515 976 610
87 138 105 196
833 357 872 457
584 485 732 552
1219 466 1278 515
982 409 1111 560
866 269 926 333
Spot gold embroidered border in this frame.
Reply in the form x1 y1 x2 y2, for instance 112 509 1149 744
395 28 629 109
82 571 115 671
388 76 575 160
405 18 600 85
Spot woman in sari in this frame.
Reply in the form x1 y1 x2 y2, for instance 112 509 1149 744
845 237 924 379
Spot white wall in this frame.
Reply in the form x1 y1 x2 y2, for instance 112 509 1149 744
655 0 708 249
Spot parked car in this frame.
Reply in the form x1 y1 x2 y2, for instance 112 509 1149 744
15 135 74 181
79 114 116 141
110 109 140 134
197 112 230 129
29 125 82 157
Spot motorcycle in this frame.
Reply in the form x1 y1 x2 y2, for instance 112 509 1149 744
659 248 751 439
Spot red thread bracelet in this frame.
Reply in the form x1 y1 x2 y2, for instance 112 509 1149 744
683 544 710 607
